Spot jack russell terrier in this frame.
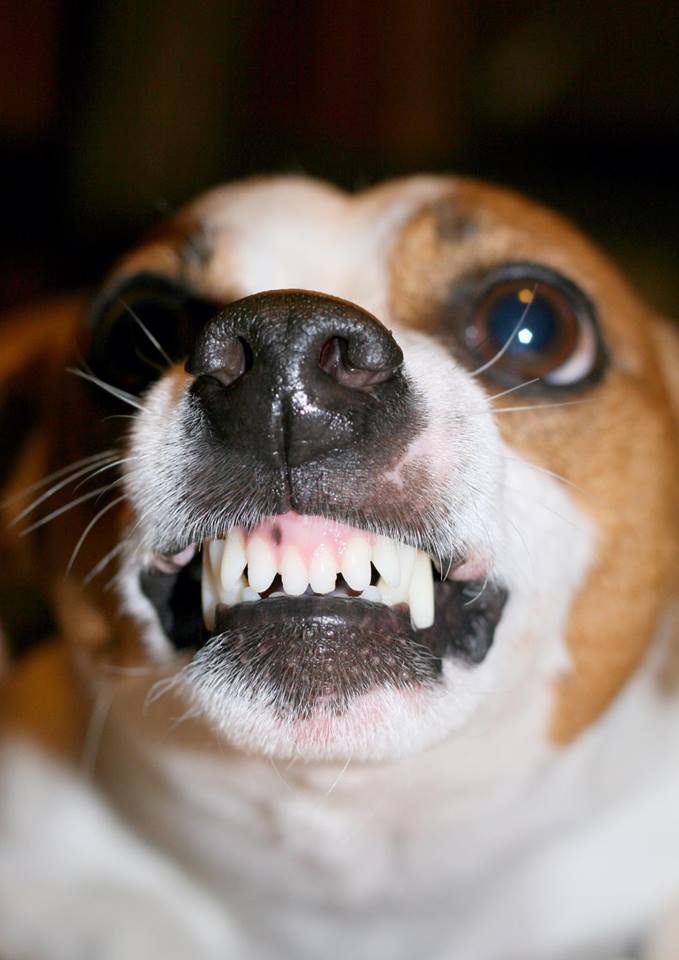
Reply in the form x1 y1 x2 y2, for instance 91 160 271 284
0 175 678 960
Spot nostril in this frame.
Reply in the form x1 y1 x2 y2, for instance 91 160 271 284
319 336 396 390
186 335 251 387
319 337 344 377
239 338 254 374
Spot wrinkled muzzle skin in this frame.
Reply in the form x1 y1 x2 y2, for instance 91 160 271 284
36 175 678 770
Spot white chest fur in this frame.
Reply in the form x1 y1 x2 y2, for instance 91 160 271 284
85 614 679 960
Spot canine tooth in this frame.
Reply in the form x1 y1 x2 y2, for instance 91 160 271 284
201 552 219 630
409 550 435 630
242 586 260 603
341 536 372 591
309 544 337 594
281 546 308 596
372 535 400 586
397 543 416 587
246 536 277 593
208 540 225 583
221 529 246 588
359 585 382 603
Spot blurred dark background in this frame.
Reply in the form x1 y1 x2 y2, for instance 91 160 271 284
1 0 678 316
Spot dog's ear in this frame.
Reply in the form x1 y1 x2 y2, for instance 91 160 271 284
651 318 679 431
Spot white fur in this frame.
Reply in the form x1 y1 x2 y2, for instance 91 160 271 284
0 738 237 959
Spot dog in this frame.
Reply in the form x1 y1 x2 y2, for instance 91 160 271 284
1 174 678 960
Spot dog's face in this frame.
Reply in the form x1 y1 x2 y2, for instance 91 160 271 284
54 176 679 762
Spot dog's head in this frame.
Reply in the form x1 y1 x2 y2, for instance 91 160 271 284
33 176 679 762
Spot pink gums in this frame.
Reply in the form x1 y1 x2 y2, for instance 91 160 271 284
243 512 374 566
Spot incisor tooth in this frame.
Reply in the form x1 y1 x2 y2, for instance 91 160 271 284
246 536 276 593
341 536 372 591
372 535 400 586
281 546 308 596
409 549 435 630
221 529 246 588
221 576 246 608
309 543 337 594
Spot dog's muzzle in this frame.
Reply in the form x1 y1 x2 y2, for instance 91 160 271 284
140 291 507 715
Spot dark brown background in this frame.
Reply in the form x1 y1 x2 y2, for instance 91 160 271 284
1 0 678 316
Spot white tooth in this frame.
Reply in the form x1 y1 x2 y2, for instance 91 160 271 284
246 536 277 593
281 546 308 596
409 550 435 630
341 536 372 591
242 586 260 603
201 550 219 630
359 585 382 603
221 576 246 608
221 529 246 588
372 535 400 587
208 540 225 585
377 577 409 607
397 543 416 587
309 544 337 594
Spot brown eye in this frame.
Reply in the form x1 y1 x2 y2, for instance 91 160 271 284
462 265 603 389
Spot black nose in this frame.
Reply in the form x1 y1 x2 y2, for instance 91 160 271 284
186 290 412 471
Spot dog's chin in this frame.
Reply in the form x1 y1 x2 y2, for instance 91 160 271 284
136 541 508 761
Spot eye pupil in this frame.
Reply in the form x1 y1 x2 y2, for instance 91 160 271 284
487 290 558 356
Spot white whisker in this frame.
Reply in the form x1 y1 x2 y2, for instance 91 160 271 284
73 457 132 492
502 454 585 493
67 495 127 574
121 298 172 366
83 541 127 585
492 399 594 414
144 675 182 714
463 575 489 606
9 456 120 524
68 368 143 411
324 756 351 797
2 450 116 508
489 378 540 401
20 482 122 536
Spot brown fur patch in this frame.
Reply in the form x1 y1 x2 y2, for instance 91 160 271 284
389 181 679 743
0 641 87 760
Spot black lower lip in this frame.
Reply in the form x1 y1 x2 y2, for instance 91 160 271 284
140 555 508 712
213 595 440 712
